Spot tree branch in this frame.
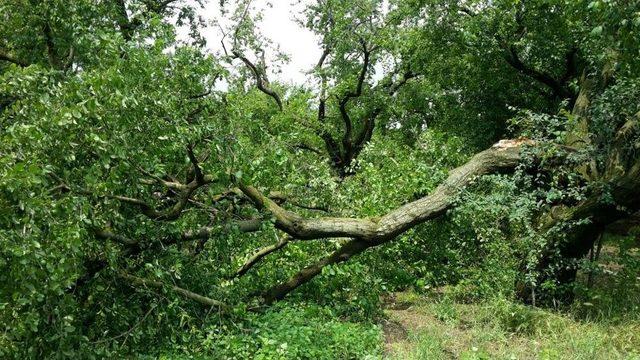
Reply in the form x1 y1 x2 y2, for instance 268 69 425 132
42 22 60 68
504 45 569 100
291 143 323 155
120 272 228 309
316 47 331 123
186 144 205 184
337 39 372 154
561 47 579 83
257 139 535 302
235 234 290 278
51 171 215 221
232 50 283 111
263 239 370 303
316 47 331 69
352 108 380 157
386 70 417 96
137 168 188 191
239 139 533 242
0 50 28 67
94 229 139 246
187 89 212 100
116 0 136 41
116 0 180 41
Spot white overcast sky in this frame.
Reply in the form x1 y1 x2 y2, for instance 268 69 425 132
179 0 322 85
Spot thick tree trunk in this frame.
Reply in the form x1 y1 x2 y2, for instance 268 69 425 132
517 71 639 305
518 156 640 304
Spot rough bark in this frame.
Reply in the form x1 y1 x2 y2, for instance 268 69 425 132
263 240 371 304
516 75 639 303
0 50 28 67
518 156 640 303
240 139 531 243
243 139 533 302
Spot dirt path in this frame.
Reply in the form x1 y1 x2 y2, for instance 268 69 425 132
379 292 526 359
380 292 448 358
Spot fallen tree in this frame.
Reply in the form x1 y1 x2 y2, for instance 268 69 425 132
236 139 533 302
78 132 639 306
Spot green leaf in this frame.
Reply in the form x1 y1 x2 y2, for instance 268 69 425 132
591 25 604 36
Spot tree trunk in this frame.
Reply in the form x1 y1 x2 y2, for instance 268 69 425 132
517 156 640 304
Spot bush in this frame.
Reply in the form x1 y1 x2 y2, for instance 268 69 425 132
182 304 382 359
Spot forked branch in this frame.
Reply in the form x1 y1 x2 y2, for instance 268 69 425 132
247 139 534 302
232 50 283 110
239 139 532 242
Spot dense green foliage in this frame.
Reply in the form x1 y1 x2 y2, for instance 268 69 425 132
1 0 639 358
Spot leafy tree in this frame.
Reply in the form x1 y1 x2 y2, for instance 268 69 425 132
1 0 639 357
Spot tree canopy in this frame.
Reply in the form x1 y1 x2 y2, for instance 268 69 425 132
1 0 639 357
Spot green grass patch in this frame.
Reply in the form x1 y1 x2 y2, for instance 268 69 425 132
386 292 640 360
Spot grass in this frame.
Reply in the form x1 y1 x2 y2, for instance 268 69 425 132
148 238 640 359
383 291 640 360
383 237 640 359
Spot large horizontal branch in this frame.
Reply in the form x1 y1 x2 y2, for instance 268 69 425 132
239 139 532 242
257 139 533 303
